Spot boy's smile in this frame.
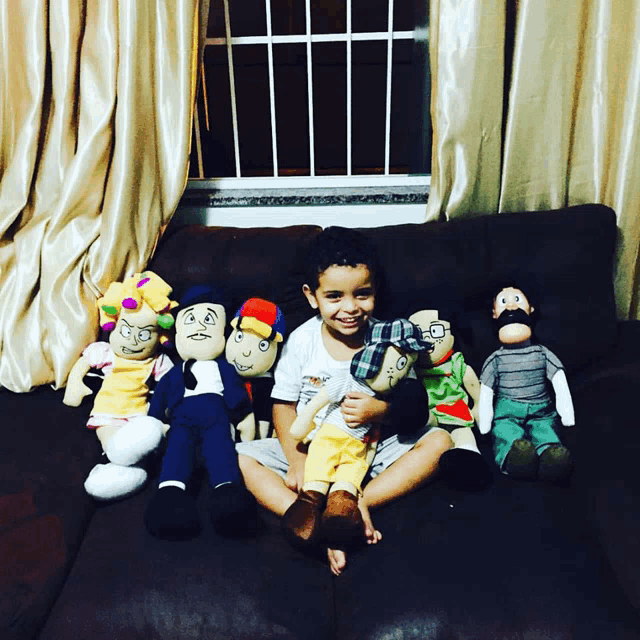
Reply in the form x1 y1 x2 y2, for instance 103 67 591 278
303 264 375 340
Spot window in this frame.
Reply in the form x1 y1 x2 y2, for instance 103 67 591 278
189 0 431 189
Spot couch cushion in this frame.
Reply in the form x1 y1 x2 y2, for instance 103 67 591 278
0 387 97 640
38 476 336 640
148 224 322 335
479 204 618 374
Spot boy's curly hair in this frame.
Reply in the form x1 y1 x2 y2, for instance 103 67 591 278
303 226 381 291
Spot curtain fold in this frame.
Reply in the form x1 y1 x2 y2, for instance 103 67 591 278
0 0 201 391
427 0 640 319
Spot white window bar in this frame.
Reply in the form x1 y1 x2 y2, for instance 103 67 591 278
346 0 353 176
305 0 315 177
384 0 395 175
223 0 242 177
264 0 278 176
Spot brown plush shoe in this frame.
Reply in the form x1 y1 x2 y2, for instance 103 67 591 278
321 490 365 547
281 490 326 549
503 438 538 479
538 444 572 482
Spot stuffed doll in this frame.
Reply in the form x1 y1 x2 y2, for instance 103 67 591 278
477 284 574 481
282 318 432 549
225 297 286 441
409 308 492 490
143 284 257 540
63 272 177 501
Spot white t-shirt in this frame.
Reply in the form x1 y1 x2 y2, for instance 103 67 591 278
272 315 376 439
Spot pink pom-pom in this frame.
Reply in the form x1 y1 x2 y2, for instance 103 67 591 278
122 297 138 310
102 322 116 331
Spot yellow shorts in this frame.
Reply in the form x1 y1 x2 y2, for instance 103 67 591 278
304 422 376 489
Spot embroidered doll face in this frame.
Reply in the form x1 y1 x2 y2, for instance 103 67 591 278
365 344 418 394
409 310 454 367
492 286 534 345
175 302 226 361
109 302 160 360
225 327 278 378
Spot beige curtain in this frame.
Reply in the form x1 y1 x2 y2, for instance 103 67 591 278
0 0 202 392
427 0 640 319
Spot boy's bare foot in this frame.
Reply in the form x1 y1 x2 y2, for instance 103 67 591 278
326 497 382 576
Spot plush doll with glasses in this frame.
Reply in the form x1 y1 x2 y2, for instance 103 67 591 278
409 308 492 490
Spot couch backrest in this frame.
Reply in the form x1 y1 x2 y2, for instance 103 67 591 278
149 203 617 375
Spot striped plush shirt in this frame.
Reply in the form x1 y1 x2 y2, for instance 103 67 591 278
480 342 563 403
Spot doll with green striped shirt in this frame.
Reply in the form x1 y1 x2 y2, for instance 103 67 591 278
477 284 574 481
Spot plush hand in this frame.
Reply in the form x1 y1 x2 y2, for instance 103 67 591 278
235 412 257 442
477 384 494 434
63 379 93 407
551 370 575 427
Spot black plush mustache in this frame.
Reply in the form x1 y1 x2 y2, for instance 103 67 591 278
495 308 532 329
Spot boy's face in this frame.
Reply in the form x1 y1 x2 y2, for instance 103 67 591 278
366 345 418 394
225 327 278 378
302 264 375 339
110 302 160 360
175 302 226 361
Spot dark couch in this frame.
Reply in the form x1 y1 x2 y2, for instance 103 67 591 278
2 204 640 640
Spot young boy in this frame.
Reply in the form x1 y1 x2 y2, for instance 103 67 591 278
236 227 452 575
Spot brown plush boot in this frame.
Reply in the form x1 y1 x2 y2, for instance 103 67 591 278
281 490 326 549
321 490 365 547
538 444 572 482
503 438 538 479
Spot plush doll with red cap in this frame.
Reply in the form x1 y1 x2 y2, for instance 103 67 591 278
225 297 286 441
63 272 177 501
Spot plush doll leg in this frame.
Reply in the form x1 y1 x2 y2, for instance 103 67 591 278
200 420 257 537
529 411 572 481
84 462 147 501
102 416 164 466
492 397 538 479
144 422 201 540
320 438 370 547
438 426 492 491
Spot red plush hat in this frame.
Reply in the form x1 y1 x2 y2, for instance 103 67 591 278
231 298 285 343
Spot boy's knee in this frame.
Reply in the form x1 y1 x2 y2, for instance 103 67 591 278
417 428 453 455
238 453 259 478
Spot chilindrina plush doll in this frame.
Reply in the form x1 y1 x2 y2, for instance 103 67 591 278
225 297 286 441
143 284 257 541
282 318 432 549
409 308 492 490
477 284 574 481
63 272 178 501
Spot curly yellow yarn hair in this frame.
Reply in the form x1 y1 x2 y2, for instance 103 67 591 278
97 272 178 345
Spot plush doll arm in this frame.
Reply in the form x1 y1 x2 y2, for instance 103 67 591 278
290 386 331 442
462 364 481 423
551 369 575 427
63 355 93 407
477 383 494 434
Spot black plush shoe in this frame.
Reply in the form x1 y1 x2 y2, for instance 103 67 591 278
503 439 538 479
144 486 201 541
439 448 493 491
538 444 573 482
209 482 257 537
321 489 365 548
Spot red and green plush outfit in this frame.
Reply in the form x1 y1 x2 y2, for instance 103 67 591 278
416 351 474 431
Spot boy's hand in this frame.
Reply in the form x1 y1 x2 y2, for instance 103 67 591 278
285 456 306 493
341 392 389 428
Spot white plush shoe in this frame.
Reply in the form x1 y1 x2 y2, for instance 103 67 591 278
104 416 164 466
84 463 148 501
